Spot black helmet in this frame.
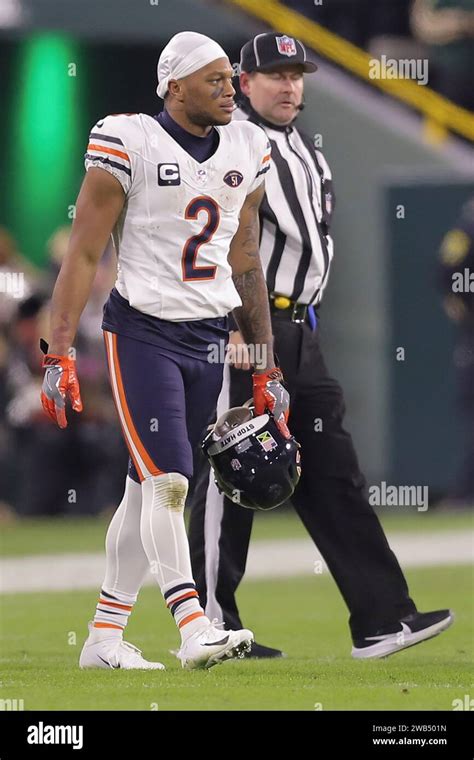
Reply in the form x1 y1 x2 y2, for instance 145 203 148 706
202 405 301 511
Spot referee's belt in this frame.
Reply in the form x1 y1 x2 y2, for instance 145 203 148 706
269 293 309 323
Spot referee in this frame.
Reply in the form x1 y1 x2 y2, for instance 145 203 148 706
188 32 453 659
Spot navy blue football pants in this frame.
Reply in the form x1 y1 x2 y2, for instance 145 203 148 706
103 330 224 484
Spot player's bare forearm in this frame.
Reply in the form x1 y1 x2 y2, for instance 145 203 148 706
232 268 274 372
48 168 125 355
229 183 274 372
48 247 104 356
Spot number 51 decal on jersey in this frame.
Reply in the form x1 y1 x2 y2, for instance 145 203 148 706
182 196 220 281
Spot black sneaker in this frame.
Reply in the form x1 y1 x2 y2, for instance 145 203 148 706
351 609 454 659
245 641 285 659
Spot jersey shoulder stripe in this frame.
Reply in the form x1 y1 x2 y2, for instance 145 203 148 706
84 152 132 176
89 131 124 146
84 114 137 188
87 142 130 162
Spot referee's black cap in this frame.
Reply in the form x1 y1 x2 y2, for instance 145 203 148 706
240 32 318 74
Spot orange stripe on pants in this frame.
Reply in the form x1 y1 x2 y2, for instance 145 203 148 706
103 330 164 482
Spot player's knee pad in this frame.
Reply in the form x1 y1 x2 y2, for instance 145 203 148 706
143 472 189 513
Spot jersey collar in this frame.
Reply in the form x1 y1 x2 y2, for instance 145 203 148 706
154 109 220 163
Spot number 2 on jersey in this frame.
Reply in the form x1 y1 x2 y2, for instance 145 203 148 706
182 196 220 281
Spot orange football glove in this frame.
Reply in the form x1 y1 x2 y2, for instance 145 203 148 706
252 367 290 438
40 339 83 429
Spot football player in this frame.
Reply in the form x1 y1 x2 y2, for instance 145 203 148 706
40 31 289 670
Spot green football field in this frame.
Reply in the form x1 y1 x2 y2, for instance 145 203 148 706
1 507 473 556
1 512 472 711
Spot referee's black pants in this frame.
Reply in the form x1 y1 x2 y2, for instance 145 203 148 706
188 314 417 640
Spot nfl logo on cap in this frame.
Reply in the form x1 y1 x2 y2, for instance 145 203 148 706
276 35 297 57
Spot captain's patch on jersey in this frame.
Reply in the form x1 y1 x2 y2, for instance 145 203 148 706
224 170 244 188
256 431 278 452
158 163 180 186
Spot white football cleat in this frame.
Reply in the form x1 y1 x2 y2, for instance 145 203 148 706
79 622 165 670
177 620 253 670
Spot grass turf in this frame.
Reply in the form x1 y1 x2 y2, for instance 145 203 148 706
0 565 472 711
1 508 472 558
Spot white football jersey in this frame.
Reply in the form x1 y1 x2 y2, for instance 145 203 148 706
84 113 271 321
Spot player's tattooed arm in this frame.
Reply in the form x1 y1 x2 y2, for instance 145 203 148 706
228 182 275 372
48 168 125 355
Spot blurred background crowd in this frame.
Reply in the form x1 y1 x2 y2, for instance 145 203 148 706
0 226 129 518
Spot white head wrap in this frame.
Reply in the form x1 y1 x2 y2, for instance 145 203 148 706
157 31 229 99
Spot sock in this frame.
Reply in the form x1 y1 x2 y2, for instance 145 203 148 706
91 475 149 637
93 587 136 636
163 581 209 642
140 472 210 642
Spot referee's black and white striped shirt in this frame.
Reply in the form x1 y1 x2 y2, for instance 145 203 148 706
235 103 335 306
